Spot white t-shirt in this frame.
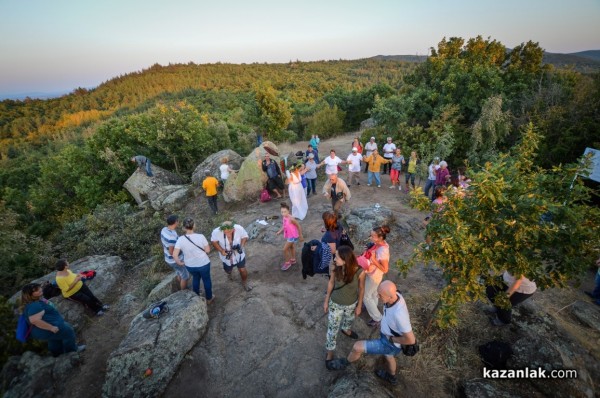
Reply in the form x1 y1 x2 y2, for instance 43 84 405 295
323 156 342 175
503 271 537 294
174 233 210 267
220 164 230 180
381 292 412 347
428 164 440 180
382 143 396 159
364 142 377 157
210 225 249 266
346 153 363 172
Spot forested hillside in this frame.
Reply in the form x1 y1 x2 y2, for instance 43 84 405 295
0 36 599 297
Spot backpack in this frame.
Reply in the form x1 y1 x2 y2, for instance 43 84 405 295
143 301 169 319
15 313 32 343
339 231 354 250
260 188 271 203
42 281 62 300
301 240 332 279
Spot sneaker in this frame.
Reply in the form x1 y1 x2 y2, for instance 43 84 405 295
102 304 110 311
326 358 349 371
389 186 395 189
398 186 402 191
367 184 371 186
375 369 398 385
377 185 381 188
367 319 380 327
243 283 253 292
96 310 105 316
77 345 87 353
207 296 216 304
281 261 293 271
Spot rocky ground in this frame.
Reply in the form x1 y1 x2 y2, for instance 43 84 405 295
5 132 600 398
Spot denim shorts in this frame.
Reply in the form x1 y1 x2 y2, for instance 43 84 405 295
223 257 246 273
364 332 402 356
287 237 299 243
167 262 190 280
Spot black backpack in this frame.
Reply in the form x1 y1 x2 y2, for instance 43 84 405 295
42 281 61 300
301 240 331 279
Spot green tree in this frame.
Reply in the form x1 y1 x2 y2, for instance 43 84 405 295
468 95 512 165
400 124 600 327
253 83 293 141
306 105 345 139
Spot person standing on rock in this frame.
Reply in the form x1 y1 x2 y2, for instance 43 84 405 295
305 144 319 164
310 134 320 152
211 221 252 292
55 259 110 316
324 245 366 369
161 214 190 291
174 218 214 304
318 149 346 176
131 155 153 177
424 157 440 199
326 280 416 387
363 226 391 328
201 170 219 215
322 173 351 216
404 151 420 192
390 148 405 190
219 156 235 183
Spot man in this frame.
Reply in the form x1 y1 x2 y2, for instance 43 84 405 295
381 137 396 175
363 137 377 173
362 149 391 188
305 144 319 164
131 155 153 177
260 153 284 199
318 149 346 176
346 147 363 186
584 257 600 306
424 157 440 199
322 173 351 215
160 215 190 290
202 170 219 215
211 221 252 292
327 281 416 387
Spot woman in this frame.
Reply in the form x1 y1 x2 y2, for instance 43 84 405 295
404 151 419 192
55 259 109 316
351 137 363 154
258 150 284 199
390 148 405 190
21 282 86 356
174 218 214 304
219 156 235 182
486 271 537 325
285 163 308 220
324 246 366 369
304 153 318 196
321 211 343 256
364 225 391 327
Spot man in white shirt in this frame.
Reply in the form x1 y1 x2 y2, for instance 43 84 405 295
318 149 346 175
381 137 396 175
326 281 415 386
211 221 252 291
363 137 377 173
346 147 363 186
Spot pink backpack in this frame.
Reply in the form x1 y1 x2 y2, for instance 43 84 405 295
260 188 271 202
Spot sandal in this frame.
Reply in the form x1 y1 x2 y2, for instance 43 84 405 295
341 330 358 339
375 369 398 385
281 261 292 271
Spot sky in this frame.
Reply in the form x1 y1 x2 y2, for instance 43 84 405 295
1 0 599 98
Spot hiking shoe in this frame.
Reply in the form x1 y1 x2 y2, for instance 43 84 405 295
207 296 216 304
281 261 293 271
102 304 110 311
375 369 398 385
377 185 381 188
398 186 402 191
357 182 360 185
367 319 380 327
389 186 395 189
96 310 105 316
243 283 253 292
326 358 349 371
77 345 87 353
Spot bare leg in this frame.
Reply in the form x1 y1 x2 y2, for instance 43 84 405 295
384 355 397 375
347 340 366 363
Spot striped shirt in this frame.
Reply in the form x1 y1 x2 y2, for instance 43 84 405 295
161 227 181 264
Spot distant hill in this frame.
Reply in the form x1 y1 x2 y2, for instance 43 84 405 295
1 90 70 101
569 50 600 62
368 55 427 63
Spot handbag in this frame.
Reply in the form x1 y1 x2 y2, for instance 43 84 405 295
260 188 272 203
339 231 354 249
301 174 307 189
356 243 379 273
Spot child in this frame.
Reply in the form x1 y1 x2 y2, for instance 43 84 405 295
276 202 304 271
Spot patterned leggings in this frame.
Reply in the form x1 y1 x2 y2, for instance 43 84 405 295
325 299 357 351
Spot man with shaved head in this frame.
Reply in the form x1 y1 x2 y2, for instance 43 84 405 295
326 281 415 386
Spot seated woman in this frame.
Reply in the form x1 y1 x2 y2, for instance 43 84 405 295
21 282 86 356
55 259 109 316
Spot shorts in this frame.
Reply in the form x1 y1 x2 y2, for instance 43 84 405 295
167 262 190 280
364 332 402 356
287 237 299 243
222 257 246 273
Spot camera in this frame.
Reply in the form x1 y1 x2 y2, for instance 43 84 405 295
225 251 233 260
232 244 243 254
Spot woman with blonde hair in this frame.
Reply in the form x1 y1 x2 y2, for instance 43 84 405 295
219 156 235 182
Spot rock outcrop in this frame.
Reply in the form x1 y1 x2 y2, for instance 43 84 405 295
123 164 187 211
359 118 377 131
1 351 81 398
102 290 209 398
191 149 244 186
328 372 395 397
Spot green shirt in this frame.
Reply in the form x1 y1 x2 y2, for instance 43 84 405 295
331 269 362 306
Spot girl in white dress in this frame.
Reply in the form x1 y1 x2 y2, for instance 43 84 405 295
285 164 308 220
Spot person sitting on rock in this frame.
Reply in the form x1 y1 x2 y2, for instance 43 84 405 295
326 280 416 387
211 220 252 292
55 259 109 316
131 155 153 177
258 150 284 199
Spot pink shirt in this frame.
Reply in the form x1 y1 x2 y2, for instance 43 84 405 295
282 215 299 239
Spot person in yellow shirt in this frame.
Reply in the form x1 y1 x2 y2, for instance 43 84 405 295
55 259 108 316
362 149 391 188
202 169 220 215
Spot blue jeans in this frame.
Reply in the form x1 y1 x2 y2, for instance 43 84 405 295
592 271 600 298
186 264 213 300
31 321 78 356
306 178 317 195
424 179 435 198
145 159 153 177
368 171 381 186
364 332 402 356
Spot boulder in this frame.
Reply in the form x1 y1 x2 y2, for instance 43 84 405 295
345 205 396 241
145 273 178 304
123 164 185 207
191 149 244 186
221 141 284 202
463 379 520 398
360 118 377 131
570 300 600 332
114 293 140 320
1 351 80 398
102 290 209 398
328 372 395 397
146 185 190 211
9 255 123 330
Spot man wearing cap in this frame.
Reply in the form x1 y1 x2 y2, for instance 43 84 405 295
424 157 440 199
202 170 219 215
364 137 377 173
346 147 363 186
211 221 252 292
304 152 318 195
382 137 396 175
160 215 190 291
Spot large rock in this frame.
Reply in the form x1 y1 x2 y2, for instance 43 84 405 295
145 272 178 304
222 141 284 202
123 164 186 209
570 300 600 332
360 118 377 131
1 351 80 398
102 290 209 398
328 372 395 397
191 149 243 186
9 255 123 330
463 379 521 398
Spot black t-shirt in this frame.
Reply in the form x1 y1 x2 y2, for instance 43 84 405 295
321 226 343 248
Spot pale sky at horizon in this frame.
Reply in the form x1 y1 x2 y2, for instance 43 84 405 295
1 0 599 97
